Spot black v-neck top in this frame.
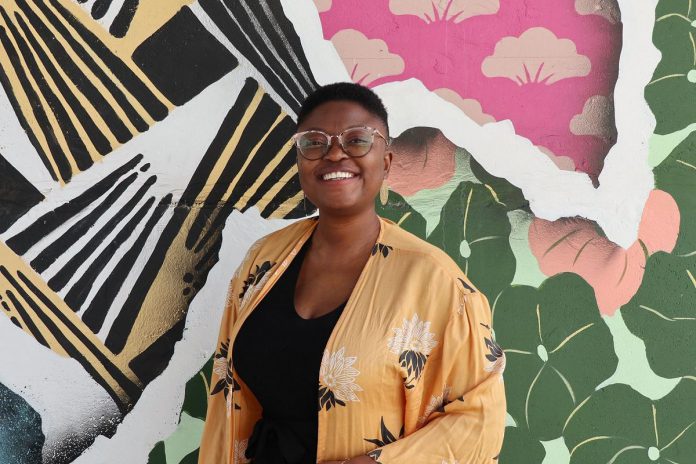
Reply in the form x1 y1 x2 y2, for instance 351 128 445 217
232 237 346 463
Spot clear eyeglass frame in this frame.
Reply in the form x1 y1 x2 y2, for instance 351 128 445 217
292 125 390 160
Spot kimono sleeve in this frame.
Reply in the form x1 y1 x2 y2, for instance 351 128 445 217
198 279 238 464
368 288 506 463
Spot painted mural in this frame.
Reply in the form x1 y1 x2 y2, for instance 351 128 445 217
0 0 693 463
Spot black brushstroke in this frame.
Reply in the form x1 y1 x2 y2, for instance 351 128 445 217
49 176 157 293
240 145 297 212
110 0 140 38
1 8 91 172
16 0 132 143
14 12 112 156
76 197 156 330
0 154 44 234
260 170 303 218
0 382 45 464
128 317 185 385
91 0 112 19
7 154 143 255
0 19 72 181
5 290 49 347
132 6 237 105
31 172 139 273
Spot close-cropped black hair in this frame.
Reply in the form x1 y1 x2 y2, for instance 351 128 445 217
296 82 389 134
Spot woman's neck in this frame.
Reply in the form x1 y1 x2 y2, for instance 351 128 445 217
312 209 381 257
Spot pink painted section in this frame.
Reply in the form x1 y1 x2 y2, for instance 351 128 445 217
528 190 680 316
319 0 621 181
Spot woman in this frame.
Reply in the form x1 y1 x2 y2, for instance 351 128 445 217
199 83 506 464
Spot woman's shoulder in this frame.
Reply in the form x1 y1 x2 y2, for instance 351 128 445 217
379 217 480 294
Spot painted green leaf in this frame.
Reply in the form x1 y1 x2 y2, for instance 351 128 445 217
492 273 617 440
427 181 515 299
376 189 427 239
499 426 546 464
179 448 199 464
147 441 166 464
645 0 696 134
182 356 213 420
654 133 696 255
621 252 696 378
469 156 529 213
564 379 696 464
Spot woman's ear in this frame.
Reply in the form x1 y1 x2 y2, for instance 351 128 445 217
383 150 393 177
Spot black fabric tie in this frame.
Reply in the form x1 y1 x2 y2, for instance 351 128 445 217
246 417 309 464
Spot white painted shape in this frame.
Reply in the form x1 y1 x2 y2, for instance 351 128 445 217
286 0 659 248
73 208 294 464
0 315 120 461
279 0 351 85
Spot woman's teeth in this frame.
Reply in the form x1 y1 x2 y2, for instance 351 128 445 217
322 171 355 181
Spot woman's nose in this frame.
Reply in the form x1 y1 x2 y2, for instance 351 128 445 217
323 136 348 161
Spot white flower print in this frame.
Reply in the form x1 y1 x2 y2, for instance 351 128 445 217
238 261 275 310
233 439 250 464
319 347 363 410
388 314 438 388
419 384 452 425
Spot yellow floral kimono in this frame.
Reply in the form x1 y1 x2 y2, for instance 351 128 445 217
199 217 506 463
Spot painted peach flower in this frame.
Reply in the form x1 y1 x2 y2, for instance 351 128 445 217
570 95 617 143
482 27 591 85
314 0 332 13
330 29 405 85
575 0 621 24
433 88 496 125
389 0 499 23
529 190 680 315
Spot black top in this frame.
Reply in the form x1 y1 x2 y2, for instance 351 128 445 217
233 237 346 464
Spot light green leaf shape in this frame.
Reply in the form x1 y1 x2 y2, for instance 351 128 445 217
493 273 618 440
564 379 696 464
499 426 546 464
645 0 696 135
654 132 696 256
427 181 515 299
621 252 696 379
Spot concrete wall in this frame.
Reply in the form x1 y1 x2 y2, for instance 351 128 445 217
0 0 693 463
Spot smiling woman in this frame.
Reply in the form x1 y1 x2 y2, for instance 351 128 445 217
198 83 506 464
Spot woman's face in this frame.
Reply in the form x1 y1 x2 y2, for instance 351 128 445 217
296 100 392 217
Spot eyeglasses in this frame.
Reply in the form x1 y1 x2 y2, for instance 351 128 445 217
292 126 390 160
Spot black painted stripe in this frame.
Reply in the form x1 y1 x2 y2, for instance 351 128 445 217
0 19 72 181
14 12 112 157
5 289 49 347
283 193 315 219
31 172 138 273
7 154 143 255
49 175 157 293
260 168 303 218
28 0 148 131
198 0 300 109
102 195 172 352
47 0 167 121
193 116 295 253
91 0 113 20
109 0 139 38
16 0 132 143
0 267 134 412
241 144 297 212
1 9 92 171
187 91 280 249
76 196 156 330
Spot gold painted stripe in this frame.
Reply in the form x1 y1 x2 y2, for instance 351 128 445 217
269 189 304 219
13 9 101 164
235 137 294 211
0 11 77 180
17 7 119 148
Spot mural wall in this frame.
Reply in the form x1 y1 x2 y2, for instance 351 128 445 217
0 0 693 463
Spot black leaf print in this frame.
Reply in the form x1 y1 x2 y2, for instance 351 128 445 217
364 417 404 447
367 449 382 463
485 337 504 363
399 350 428 388
210 339 241 410
239 261 274 299
458 277 476 293
318 383 346 412
371 243 393 258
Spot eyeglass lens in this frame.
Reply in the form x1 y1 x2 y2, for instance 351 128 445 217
297 128 374 159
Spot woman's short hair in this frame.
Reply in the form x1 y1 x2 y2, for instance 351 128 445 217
297 82 389 134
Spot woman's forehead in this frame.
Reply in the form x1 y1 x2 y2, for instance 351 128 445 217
298 100 384 132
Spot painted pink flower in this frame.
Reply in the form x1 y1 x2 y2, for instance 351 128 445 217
330 29 405 85
528 190 680 316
